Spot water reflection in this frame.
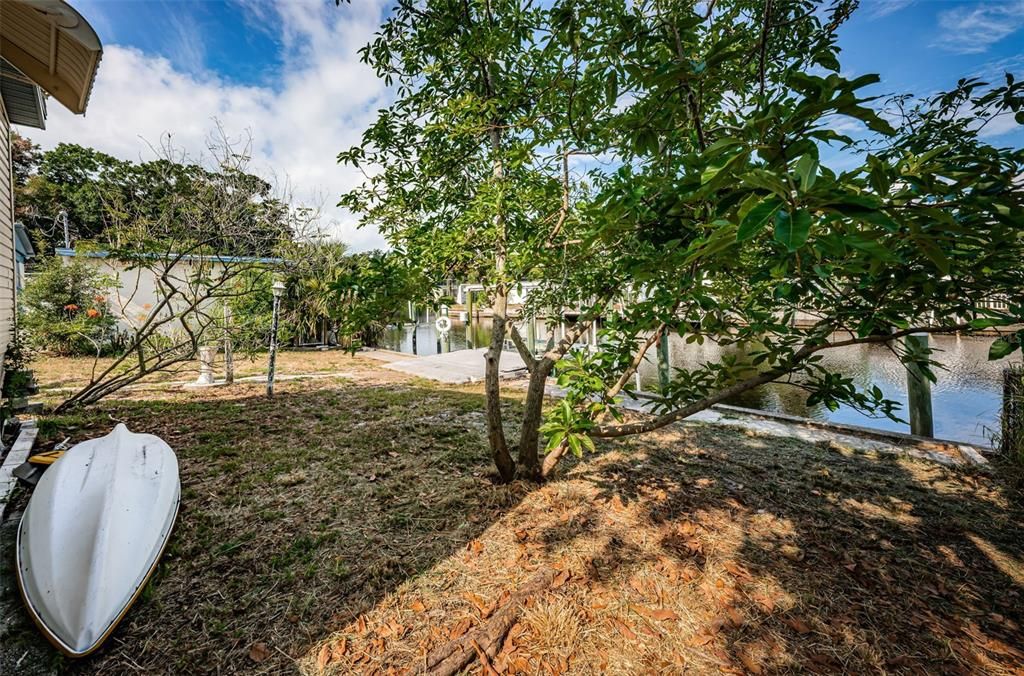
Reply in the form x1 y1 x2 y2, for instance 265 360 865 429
382 319 494 356
636 333 1014 445
381 319 1014 445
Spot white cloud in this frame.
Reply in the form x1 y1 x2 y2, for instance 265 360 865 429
934 0 1024 54
17 1 392 252
979 110 1023 138
863 0 916 19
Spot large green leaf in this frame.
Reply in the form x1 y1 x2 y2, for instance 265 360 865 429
737 198 782 241
741 169 791 198
774 209 812 251
605 70 618 107
989 338 1020 361
914 237 951 275
794 154 819 192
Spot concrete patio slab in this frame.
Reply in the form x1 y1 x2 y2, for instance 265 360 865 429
381 348 528 384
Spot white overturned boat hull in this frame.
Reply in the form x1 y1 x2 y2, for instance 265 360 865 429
16 423 180 656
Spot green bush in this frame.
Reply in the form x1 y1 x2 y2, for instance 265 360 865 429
21 256 118 356
225 269 296 354
2 319 35 400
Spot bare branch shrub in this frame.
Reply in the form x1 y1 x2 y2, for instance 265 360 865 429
55 129 316 411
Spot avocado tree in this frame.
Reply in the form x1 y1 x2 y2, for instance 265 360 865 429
343 0 1024 481
339 0 600 481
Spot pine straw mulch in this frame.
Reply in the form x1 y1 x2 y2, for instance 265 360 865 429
304 426 1024 675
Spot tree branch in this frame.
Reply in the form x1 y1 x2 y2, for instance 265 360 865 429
591 322 973 438
508 322 538 372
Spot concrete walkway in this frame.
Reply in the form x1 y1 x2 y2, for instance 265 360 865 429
378 348 528 384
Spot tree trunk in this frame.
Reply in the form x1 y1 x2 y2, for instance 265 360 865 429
516 358 554 481
516 320 593 480
485 125 516 482
485 295 516 482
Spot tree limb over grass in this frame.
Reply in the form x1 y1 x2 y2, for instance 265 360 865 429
55 129 317 412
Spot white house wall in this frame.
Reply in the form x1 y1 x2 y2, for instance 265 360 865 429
0 96 15 376
68 256 231 336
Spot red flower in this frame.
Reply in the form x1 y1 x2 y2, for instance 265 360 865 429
94 295 106 303
64 304 79 312
86 308 101 318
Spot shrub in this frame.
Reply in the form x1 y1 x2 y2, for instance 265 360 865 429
225 269 296 354
21 256 117 356
2 319 35 400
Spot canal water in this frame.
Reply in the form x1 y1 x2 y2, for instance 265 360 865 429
381 318 1015 445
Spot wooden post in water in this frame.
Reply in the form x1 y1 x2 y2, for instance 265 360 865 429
466 290 474 322
1002 366 1024 455
905 334 934 437
657 328 671 393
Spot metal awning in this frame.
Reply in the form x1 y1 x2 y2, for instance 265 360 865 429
0 0 102 117
1 58 47 128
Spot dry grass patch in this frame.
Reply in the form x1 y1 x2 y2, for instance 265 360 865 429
29 348 369 397
4 353 528 675
4 352 1023 675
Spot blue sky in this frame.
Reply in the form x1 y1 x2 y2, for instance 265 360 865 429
841 1 1024 142
72 1 292 85
28 0 1024 250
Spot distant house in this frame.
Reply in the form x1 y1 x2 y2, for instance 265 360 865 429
1 0 103 383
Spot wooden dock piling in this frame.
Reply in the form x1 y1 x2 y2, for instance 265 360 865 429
905 334 934 437
1001 365 1024 456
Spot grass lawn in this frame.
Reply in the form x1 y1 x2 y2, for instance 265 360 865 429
3 350 1024 674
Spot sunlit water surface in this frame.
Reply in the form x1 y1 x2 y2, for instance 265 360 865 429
382 319 1014 445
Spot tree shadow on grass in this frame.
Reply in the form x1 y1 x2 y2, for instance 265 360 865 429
2 379 532 675
567 424 1024 673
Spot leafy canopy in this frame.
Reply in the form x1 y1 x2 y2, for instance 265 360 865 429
342 0 1024 470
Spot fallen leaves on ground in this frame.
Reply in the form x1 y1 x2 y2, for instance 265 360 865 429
248 642 271 663
631 604 680 622
611 617 637 640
